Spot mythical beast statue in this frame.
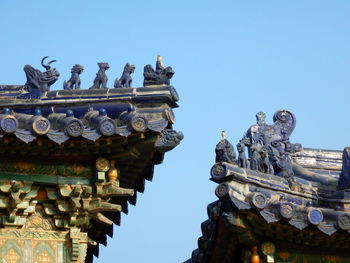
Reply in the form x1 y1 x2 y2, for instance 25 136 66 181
63 64 84 90
23 56 60 93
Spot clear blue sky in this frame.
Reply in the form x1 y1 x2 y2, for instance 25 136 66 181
1 1 350 262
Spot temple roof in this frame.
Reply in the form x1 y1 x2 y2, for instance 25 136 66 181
187 110 350 263
0 57 183 262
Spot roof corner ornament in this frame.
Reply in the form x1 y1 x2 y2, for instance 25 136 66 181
155 129 184 153
63 64 84 90
23 56 60 93
143 55 175 86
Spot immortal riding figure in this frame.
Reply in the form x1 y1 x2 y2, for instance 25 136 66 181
215 131 236 164
143 55 175 86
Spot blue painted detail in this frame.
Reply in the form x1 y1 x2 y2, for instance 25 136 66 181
41 94 132 101
308 208 323 224
2 108 10 115
285 196 303 205
306 201 313 207
17 91 42 99
99 108 107 116
66 110 74 117
11 103 132 119
34 109 41 116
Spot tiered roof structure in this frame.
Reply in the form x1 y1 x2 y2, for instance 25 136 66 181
0 56 182 262
188 110 350 263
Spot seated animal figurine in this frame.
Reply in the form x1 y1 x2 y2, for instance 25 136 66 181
63 64 84 90
237 141 249 169
114 63 135 88
260 146 274 174
24 56 60 93
89 62 110 89
143 55 175 86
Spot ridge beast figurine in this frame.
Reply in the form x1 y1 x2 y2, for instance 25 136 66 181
114 63 135 88
143 55 175 86
90 62 110 89
237 141 249 168
23 56 60 93
63 64 84 90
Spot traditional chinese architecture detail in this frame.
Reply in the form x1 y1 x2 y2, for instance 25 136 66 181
114 63 135 88
187 110 350 263
155 129 184 152
215 131 236 164
63 64 84 90
240 110 302 185
89 62 110 89
338 147 350 190
143 55 175 86
237 141 249 168
0 56 182 262
23 56 60 93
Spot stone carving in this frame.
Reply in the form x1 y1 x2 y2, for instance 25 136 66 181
63 64 84 90
215 131 236 164
24 56 60 93
89 62 109 89
114 63 135 88
143 55 175 86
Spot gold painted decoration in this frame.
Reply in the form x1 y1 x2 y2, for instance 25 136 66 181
35 251 52 263
261 242 275 255
107 160 119 182
3 248 20 263
96 157 110 172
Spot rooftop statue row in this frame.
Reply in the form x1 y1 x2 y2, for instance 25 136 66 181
23 55 175 93
209 110 350 238
215 110 302 189
215 111 350 190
